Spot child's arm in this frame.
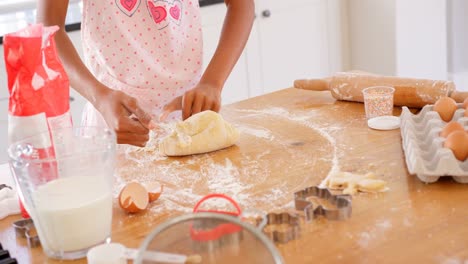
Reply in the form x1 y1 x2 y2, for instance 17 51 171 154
36 0 155 146
180 0 255 120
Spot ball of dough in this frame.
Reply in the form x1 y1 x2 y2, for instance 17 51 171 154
159 111 239 156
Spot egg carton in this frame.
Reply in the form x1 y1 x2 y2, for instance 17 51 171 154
400 104 468 183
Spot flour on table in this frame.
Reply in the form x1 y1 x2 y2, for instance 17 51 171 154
202 158 252 207
357 218 393 249
235 107 341 177
116 151 284 213
266 106 391 196
125 122 175 157
237 126 275 141
117 106 344 214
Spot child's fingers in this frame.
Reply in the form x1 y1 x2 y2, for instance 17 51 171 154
148 120 159 130
212 100 221 112
119 117 150 134
202 100 213 112
123 96 153 129
182 93 195 120
116 132 149 147
133 107 154 129
159 110 170 122
191 94 204 116
129 113 158 130
160 96 182 121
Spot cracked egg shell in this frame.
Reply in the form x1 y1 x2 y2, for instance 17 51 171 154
143 181 164 203
118 182 149 213
434 97 458 122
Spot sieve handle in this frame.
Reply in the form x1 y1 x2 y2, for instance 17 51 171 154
193 193 242 215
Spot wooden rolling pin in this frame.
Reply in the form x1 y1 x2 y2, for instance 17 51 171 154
294 72 468 108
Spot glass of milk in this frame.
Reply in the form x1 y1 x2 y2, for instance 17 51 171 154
8 126 116 260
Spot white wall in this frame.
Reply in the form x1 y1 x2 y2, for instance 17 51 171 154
326 0 350 72
346 0 449 81
347 0 396 75
395 0 448 80
447 0 468 91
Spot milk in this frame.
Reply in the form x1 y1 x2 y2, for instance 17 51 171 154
33 175 113 253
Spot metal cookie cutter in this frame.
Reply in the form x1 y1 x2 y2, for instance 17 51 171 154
13 219 40 248
294 186 352 222
241 209 268 230
262 212 300 244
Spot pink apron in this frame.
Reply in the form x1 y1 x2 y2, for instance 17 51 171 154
80 0 203 126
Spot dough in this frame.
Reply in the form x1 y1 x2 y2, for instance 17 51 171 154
159 111 239 156
323 171 388 195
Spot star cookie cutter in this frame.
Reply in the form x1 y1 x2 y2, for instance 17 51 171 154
294 186 352 222
13 218 40 248
262 212 300 244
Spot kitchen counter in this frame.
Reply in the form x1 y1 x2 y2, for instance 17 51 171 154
1 88 468 263
0 0 224 44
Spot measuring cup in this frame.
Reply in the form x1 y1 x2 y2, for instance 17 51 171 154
8 126 116 260
362 86 395 119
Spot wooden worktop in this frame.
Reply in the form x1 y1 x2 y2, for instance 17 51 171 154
1 88 467 263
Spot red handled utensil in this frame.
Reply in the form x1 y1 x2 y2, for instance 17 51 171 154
190 194 243 241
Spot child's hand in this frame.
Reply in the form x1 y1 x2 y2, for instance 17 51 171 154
96 88 156 147
181 83 222 120
160 83 222 121
160 96 182 122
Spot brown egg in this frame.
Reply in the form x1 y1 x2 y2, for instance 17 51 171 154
463 97 468 109
119 182 149 213
143 181 164 203
440 121 465 138
434 97 458 122
443 130 468 161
